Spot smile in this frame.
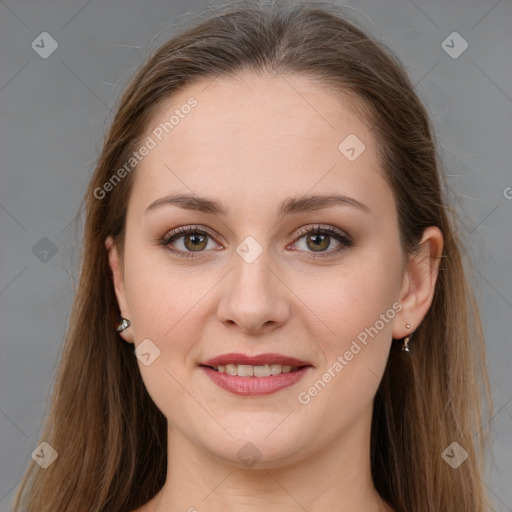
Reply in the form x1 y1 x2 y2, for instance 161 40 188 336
208 363 301 377
200 364 312 396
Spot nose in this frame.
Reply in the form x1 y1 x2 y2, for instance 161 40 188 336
216 244 291 334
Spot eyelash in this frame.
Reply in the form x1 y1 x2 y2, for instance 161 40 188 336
159 224 353 259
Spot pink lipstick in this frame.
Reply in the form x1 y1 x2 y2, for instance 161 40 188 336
199 353 313 396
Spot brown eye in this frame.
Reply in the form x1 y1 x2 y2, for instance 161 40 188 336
161 226 217 258
182 233 208 251
305 232 330 252
293 225 352 258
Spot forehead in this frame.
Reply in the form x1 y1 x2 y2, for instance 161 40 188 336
128 72 391 220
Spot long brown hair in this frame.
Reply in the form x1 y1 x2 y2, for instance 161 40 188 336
11 1 493 511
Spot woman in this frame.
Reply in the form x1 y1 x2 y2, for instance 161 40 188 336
11 1 493 511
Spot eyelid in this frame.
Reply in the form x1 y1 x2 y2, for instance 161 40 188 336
160 225 221 249
294 224 350 240
159 223 352 258
290 224 353 258
161 225 215 241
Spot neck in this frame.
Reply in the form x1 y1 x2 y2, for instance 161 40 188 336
152 406 392 512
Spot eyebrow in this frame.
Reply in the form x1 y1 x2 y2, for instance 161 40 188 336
145 192 372 218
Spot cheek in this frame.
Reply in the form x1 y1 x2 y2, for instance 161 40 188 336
121 247 203 414
295 251 401 407
122 242 195 337
121 243 219 380
303 251 401 345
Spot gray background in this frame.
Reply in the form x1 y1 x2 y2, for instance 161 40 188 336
0 0 511 510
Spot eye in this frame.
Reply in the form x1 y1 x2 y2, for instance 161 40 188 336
291 225 352 258
160 225 219 258
159 224 352 259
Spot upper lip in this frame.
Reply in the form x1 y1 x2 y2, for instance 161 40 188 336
200 353 313 368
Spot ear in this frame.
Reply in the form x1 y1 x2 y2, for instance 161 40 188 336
393 226 443 339
105 236 134 343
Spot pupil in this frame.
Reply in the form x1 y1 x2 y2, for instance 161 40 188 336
187 234 206 250
309 234 328 250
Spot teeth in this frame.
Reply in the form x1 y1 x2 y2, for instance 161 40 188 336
225 364 237 375
270 364 282 375
213 363 299 376
254 364 271 377
237 364 254 377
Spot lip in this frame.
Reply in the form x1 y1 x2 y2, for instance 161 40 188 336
200 365 313 396
200 353 313 367
199 353 314 396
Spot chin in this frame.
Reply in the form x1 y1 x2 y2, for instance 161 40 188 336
197 429 311 470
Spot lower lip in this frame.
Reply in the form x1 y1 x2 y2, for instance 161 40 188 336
200 366 312 396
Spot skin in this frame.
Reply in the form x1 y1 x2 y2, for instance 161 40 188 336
106 71 443 512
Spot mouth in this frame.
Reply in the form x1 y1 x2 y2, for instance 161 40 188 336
201 363 307 377
199 352 313 377
198 353 313 396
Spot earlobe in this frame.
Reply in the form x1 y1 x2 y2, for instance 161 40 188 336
105 236 134 343
393 226 443 340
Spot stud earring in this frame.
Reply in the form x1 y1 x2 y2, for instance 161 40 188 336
402 323 412 352
116 317 131 332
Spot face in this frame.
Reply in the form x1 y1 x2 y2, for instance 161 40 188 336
107 72 413 468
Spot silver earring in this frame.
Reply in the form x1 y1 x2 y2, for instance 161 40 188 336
116 317 131 332
402 323 411 352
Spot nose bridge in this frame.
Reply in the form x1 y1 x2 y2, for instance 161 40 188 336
236 241 272 292
217 234 290 331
